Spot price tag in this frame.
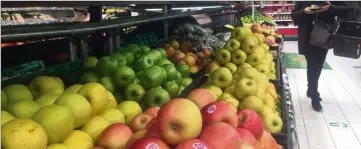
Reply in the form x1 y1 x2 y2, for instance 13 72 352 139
191 14 212 25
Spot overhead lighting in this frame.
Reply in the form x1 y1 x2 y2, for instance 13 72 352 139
145 6 223 12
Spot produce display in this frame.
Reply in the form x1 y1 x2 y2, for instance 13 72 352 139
241 10 277 27
202 24 283 131
163 39 213 74
80 44 194 109
1 8 291 148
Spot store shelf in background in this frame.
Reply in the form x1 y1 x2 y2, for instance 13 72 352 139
277 26 297 29
1 6 233 42
1 7 74 11
277 27 298 36
254 3 294 7
265 12 291 15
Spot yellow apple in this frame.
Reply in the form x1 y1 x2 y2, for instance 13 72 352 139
77 83 109 116
81 116 110 143
117 101 142 125
225 63 238 74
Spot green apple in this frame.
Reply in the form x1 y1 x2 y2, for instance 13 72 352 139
181 77 193 87
242 37 258 54
1 111 15 125
231 50 247 65
234 78 258 100
96 56 118 77
140 65 164 89
139 44 151 53
247 52 264 66
162 81 180 98
244 26 253 36
35 94 60 108
84 56 98 69
156 58 173 66
2 84 34 102
145 50 162 62
175 71 183 85
1 91 8 109
134 56 154 71
204 85 223 99
255 64 270 76
238 67 260 81
179 85 185 94
253 46 266 58
80 71 98 84
157 48 167 58
263 113 283 133
98 77 115 93
112 66 135 88
163 64 177 81
224 63 237 74
254 33 265 45
232 27 248 41
175 64 190 78
124 83 146 103
144 87 170 108
119 51 134 65
29 76 64 98
7 100 39 118
160 67 168 82
239 96 264 115
210 67 233 89
216 49 231 65
224 39 241 52
111 52 127 67
125 44 142 59
260 43 270 53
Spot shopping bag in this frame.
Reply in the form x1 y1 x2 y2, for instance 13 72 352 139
309 19 335 49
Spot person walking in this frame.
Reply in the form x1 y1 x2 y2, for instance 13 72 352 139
291 1 353 111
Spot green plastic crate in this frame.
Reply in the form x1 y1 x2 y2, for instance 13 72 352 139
125 33 160 48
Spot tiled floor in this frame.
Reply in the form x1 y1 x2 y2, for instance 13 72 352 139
283 41 361 149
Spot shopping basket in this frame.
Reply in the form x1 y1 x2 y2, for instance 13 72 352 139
333 20 361 59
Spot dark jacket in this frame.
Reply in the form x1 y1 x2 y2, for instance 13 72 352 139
291 1 353 54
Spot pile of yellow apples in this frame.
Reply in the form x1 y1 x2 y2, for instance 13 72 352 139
201 25 282 134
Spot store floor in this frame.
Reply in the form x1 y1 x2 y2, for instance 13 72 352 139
284 41 361 149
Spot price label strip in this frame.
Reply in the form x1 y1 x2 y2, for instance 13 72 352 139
191 14 212 25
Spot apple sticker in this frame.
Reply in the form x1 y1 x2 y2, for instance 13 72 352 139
146 143 160 149
207 104 217 114
193 143 208 149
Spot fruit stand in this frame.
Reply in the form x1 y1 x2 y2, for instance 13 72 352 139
1 1 299 149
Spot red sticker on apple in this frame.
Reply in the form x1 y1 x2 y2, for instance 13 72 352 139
193 143 208 149
146 143 160 149
207 105 217 114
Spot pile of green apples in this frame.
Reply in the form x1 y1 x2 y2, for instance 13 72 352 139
201 25 282 134
80 44 193 110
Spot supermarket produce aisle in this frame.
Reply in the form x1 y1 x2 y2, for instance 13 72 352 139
284 41 361 149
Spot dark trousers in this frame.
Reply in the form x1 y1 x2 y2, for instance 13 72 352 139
304 45 328 98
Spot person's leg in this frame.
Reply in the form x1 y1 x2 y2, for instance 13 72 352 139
304 46 328 111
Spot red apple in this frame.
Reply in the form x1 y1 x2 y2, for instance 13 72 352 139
144 106 160 118
130 137 170 149
166 46 175 57
236 128 258 148
175 139 213 149
172 52 185 64
201 101 238 128
97 123 133 149
199 122 241 149
257 130 280 149
186 88 216 109
196 52 205 60
126 129 147 148
180 41 193 53
219 101 237 113
237 109 264 140
206 61 220 74
145 118 157 130
157 98 203 145
130 113 153 132
202 48 212 59
145 120 161 138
